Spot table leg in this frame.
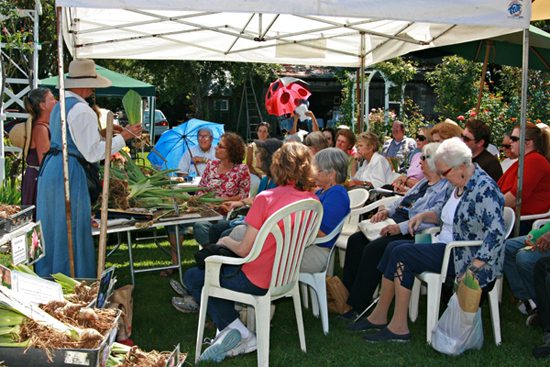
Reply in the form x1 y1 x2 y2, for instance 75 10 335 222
175 224 184 286
127 230 135 287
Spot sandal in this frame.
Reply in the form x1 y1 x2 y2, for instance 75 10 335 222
160 268 177 277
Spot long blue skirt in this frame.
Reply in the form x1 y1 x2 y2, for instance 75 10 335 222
35 154 96 278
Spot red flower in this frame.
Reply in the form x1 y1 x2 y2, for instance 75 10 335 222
457 115 465 120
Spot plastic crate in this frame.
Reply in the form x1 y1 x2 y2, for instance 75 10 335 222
0 309 120 367
0 205 34 234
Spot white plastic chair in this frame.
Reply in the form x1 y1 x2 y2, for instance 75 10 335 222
520 209 550 223
249 174 261 198
334 193 399 269
194 199 323 366
298 215 349 335
408 207 515 345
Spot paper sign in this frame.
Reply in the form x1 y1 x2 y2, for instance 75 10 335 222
11 270 63 304
295 104 308 121
11 234 27 265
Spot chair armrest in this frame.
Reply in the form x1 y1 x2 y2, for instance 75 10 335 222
422 227 440 235
204 255 248 288
312 214 349 245
533 219 550 230
521 210 550 221
438 240 483 284
349 196 401 217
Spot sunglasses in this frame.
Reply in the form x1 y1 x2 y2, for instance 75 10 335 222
502 144 512 149
440 167 453 177
461 134 475 143
416 134 427 141
421 155 430 161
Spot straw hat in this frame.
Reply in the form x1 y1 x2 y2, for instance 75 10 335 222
63 59 112 89
8 119 32 158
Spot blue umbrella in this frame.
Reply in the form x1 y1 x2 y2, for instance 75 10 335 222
147 119 225 174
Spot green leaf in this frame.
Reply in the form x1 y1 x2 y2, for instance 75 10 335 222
122 89 142 125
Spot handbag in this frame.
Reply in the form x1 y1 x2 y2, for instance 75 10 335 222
194 244 242 277
326 275 353 315
431 275 484 355
358 218 396 241
72 154 102 204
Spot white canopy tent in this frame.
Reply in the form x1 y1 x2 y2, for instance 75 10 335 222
54 0 533 277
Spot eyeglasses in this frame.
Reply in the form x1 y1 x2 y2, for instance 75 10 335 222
461 134 475 143
416 134 427 141
440 167 453 177
217 144 227 149
198 135 212 140
502 144 512 149
421 155 430 161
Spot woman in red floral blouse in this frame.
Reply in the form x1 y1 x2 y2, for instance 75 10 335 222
196 133 250 200
162 132 250 277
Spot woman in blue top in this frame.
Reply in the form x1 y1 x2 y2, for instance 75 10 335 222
300 148 351 273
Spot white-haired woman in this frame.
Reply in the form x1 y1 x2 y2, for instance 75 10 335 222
301 148 351 273
340 143 448 322
356 137 506 342
347 131 393 188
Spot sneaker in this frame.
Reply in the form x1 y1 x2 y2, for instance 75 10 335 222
527 313 541 328
518 299 537 315
171 296 199 313
333 309 360 322
345 317 387 332
362 327 411 343
170 279 190 297
226 332 257 357
533 336 550 359
200 328 241 362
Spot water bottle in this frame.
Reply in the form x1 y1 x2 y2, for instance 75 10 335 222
189 161 197 180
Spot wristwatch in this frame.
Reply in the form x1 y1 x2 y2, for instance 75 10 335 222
467 263 481 274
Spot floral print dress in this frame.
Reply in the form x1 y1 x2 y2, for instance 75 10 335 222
197 160 250 200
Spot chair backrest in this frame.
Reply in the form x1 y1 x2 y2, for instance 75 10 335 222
243 199 323 297
342 188 369 233
249 174 261 198
503 207 516 239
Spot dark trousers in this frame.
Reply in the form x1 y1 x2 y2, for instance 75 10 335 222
343 231 412 310
535 257 550 333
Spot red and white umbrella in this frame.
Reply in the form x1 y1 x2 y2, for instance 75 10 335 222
265 77 311 116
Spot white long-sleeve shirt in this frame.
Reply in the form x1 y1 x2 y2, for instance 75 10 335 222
177 145 218 176
66 91 126 163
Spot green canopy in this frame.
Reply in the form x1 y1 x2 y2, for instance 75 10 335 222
412 26 550 71
40 65 155 97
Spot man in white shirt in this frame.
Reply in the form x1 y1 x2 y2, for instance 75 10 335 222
177 127 218 177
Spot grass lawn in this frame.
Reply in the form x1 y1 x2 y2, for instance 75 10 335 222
101 230 548 367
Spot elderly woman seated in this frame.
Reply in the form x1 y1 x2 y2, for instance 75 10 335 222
349 138 506 342
347 131 393 189
301 148 351 273
498 123 550 235
183 141 319 362
339 143 448 321
304 131 330 155
334 128 357 177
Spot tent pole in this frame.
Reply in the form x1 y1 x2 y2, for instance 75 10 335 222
530 46 550 71
359 32 366 133
356 68 361 132
475 41 492 116
514 28 529 237
57 6 75 277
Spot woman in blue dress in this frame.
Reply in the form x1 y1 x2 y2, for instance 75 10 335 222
35 59 142 278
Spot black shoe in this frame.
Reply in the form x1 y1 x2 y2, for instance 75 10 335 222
533 340 550 359
333 309 360 322
345 317 387 332
363 327 411 343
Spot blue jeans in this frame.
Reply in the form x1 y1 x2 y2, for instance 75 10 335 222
504 235 550 303
184 266 268 330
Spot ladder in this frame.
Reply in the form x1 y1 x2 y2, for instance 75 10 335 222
236 74 264 144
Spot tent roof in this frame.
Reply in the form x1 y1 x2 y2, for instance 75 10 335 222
57 0 530 68
40 65 156 97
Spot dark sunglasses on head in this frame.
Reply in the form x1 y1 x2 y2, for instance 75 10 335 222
421 155 430 161
502 144 512 149
416 134 427 141
461 134 474 143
